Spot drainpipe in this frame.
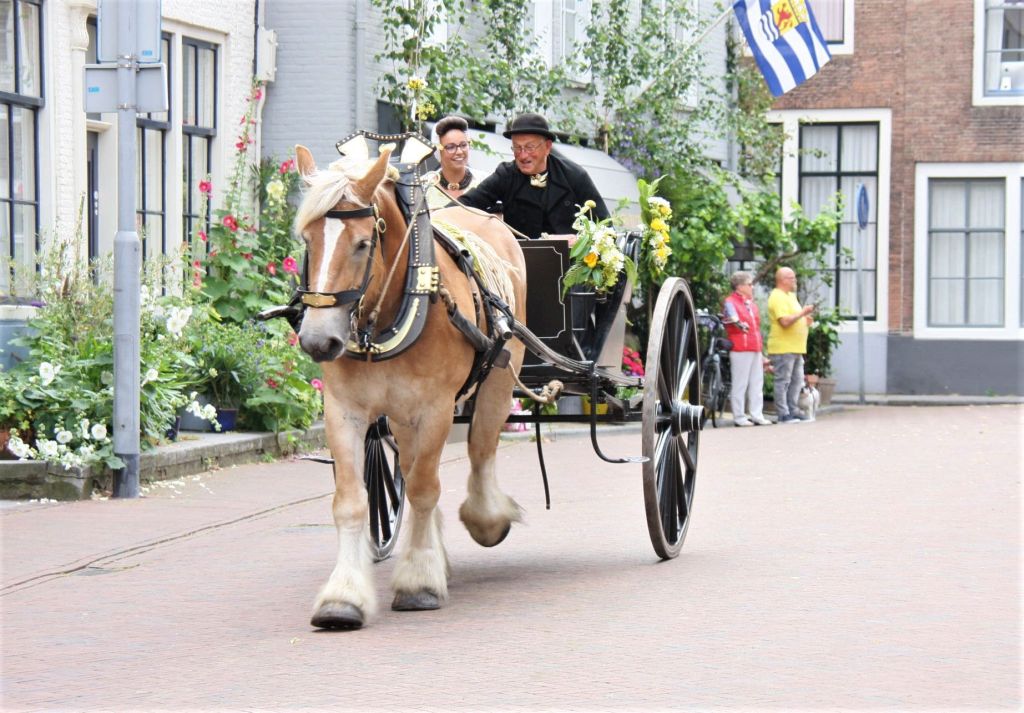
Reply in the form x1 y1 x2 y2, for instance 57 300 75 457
354 0 366 131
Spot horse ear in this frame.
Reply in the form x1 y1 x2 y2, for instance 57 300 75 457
352 146 393 203
294 145 317 183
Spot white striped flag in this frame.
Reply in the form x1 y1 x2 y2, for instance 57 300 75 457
732 0 832 97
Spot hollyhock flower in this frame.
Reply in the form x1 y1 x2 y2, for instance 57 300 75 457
266 378 279 389
282 256 299 274
252 87 263 100
287 331 299 346
198 230 208 242
242 252 253 261
279 159 294 174
222 215 238 232
91 423 108 441
193 259 202 269
236 140 247 151
198 180 212 194
267 262 277 276
310 378 324 393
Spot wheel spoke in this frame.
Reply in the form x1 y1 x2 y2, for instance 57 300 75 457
672 314 691 397
660 437 681 543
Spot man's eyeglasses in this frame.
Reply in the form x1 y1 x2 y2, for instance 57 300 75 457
511 142 545 155
441 141 469 154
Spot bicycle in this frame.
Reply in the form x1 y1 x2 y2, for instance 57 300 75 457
697 311 733 428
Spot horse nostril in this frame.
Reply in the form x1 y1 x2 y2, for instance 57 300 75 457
305 336 343 363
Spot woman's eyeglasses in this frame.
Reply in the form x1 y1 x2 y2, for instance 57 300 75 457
441 141 469 154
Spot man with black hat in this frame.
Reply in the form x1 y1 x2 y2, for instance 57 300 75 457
457 112 610 239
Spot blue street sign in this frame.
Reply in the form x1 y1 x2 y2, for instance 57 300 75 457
856 184 870 230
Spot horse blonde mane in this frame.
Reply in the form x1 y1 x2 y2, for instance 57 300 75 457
294 158 400 236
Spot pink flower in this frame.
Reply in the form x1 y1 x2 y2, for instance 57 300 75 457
236 140 247 151
198 230 208 242
267 262 277 276
242 252 253 261
287 331 299 346
279 159 295 174
252 88 263 101
198 180 212 195
222 215 238 232
310 378 324 393
266 378 278 389
192 259 202 269
282 256 299 274
192 272 202 287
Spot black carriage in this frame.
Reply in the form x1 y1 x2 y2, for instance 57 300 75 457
361 233 704 562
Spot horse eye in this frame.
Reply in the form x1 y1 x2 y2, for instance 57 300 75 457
355 238 372 251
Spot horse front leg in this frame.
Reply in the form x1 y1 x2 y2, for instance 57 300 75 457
311 415 377 630
389 409 453 611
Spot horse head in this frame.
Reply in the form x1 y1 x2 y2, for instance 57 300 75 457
293 144 398 362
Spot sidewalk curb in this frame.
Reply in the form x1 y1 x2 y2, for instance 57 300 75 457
0 423 326 501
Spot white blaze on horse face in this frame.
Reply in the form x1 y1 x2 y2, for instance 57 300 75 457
316 217 345 293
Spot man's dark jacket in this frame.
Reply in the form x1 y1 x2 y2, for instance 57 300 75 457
458 152 610 238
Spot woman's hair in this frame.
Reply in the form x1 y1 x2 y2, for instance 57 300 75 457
435 115 469 140
730 270 754 289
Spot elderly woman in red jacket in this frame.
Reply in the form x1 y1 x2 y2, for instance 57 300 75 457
723 271 773 427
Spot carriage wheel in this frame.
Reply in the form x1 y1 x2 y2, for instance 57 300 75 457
364 417 405 561
642 277 702 560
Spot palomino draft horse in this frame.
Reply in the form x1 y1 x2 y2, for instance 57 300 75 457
293 142 527 630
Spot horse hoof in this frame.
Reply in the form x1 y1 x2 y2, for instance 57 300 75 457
392 590 441 611
311 602 364 630
487 523 512 547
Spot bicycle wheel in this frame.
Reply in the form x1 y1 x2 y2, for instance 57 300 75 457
700 359 722 428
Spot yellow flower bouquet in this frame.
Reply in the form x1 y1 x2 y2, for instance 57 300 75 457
562 201 637 297
638 177 673 280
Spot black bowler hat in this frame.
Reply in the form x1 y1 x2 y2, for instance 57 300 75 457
502 113 556 141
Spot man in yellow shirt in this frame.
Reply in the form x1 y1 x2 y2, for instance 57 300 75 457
767 267 815 423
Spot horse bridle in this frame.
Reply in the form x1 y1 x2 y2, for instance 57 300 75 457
297 203 386 310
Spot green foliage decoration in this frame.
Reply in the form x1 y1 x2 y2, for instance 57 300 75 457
804 306 843 378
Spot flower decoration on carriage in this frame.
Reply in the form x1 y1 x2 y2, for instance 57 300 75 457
562 201 637 296
638 177 673 279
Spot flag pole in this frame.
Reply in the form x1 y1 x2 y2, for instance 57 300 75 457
632 5 734 104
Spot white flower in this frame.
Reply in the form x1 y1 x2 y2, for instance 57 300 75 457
56 429 73 445
79 419 91 440
201 404 218 421
39 362 60 386
164 306 192 338
90 423 108 441
36 438 60 460
101 371 114 386
143 368 159 384
7 436 33 459
266 179 286 202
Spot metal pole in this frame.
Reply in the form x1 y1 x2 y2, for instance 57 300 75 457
855 225 866 405
112 0 141 497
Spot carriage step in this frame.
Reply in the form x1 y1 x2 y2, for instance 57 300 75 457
300 455 335 465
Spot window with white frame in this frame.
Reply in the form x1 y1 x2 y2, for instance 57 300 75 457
983 0 1024 96
0 0 42 296
182 37 217 248
811 0 846 43
533 0 555 67
137 35 172 272
560 0 590 81
927 179 1006 327
799 122 879 320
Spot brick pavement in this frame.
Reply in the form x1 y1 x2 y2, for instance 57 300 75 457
1 405 1021 711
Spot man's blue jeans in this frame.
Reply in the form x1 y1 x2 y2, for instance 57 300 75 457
769 353 805 419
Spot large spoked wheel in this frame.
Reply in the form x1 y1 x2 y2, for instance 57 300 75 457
642 277 702 560
364 417 405 562
700 359 722 429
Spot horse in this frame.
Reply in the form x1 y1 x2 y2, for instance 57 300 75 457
292 143 528 630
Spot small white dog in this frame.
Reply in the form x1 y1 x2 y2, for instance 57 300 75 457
797 384 821 421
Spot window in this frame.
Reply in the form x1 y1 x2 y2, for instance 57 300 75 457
0 0 42 296
799 122 879 320
983 0 1024 96
927 179 1005 326
560 0 589 81
138 35 171 274
182 37 217 248
811 0 846 43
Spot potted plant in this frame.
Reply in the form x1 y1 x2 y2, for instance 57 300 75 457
804 306 842 405
191 323 256 431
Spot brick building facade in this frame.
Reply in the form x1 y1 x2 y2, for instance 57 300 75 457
768 0 1022 395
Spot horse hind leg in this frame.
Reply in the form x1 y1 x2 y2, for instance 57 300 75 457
459 364 523 547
